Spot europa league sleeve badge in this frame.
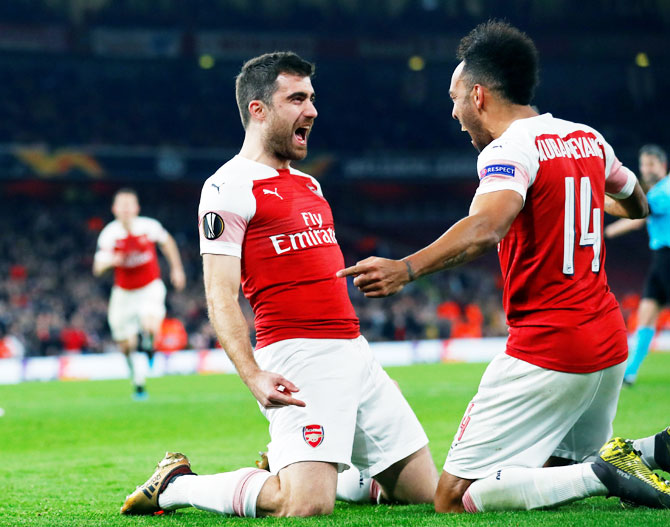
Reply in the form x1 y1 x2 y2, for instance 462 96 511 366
202 212 225 240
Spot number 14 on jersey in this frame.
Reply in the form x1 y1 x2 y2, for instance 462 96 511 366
563 177 601 275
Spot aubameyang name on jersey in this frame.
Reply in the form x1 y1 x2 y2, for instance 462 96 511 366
536 135 604 162
269 211 337 255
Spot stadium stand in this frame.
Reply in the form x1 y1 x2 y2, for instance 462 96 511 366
0 183 513 356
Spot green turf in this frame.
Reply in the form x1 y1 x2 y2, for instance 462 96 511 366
1 354 669 526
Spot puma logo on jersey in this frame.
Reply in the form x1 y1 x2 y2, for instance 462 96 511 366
263 188 283 200
211 182 223 193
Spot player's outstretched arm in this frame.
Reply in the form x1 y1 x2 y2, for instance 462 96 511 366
338 190 523 297
159 233 186 291
202 253 305 408
604 181 648 219
604 217 646 239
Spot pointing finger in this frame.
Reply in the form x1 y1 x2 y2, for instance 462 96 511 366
336 265 361 278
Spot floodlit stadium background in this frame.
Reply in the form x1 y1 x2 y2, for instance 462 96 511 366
1 0 670 380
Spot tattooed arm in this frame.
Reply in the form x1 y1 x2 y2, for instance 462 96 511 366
337 190 523 298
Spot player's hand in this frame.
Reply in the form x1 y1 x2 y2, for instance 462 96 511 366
336 256 409 297
171 268 186 291
111 252 125 267
246 370 306 409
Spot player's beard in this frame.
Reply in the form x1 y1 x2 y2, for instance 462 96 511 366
263 114 308 162
459 101 492 152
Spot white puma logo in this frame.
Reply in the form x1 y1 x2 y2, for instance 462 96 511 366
263 188 283 200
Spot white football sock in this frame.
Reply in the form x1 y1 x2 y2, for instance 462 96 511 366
463 463 607 512
335 468 379 503
633 435 659 470
126 352 145 388
158 468 271 517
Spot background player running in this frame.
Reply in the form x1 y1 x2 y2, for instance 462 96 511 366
605 144 670 385
121 52 437 518
339 21 670 512
94 188 185 399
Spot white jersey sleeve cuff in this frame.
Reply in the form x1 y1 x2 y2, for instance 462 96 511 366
606 167 637 199
475 181 527 202
200 241 242 258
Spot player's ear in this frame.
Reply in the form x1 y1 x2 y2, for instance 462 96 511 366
472 84 485 111
248 100 266 123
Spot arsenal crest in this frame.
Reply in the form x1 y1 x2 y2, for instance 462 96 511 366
303 424 324 448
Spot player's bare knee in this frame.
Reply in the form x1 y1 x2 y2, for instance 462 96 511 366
435 487 466 513
273 493 333 517
434 472 471 514
261 478 334 518
376 446 437 504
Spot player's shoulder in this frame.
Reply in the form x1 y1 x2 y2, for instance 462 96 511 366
202 155 279 201
289 166 322 192
207 155 279 186
134 216 163 230
478 114 550 167
98 219 122 239
200 156 267 218
529 114 607 144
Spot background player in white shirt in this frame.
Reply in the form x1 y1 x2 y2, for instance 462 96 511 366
339 21 670 512
121 52 437 518
94 188 185 399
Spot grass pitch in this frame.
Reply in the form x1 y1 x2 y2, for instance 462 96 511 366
1 355 669 526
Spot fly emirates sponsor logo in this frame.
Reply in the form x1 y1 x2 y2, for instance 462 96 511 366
269 212 338 255
536 135 604 162
122 250 153 268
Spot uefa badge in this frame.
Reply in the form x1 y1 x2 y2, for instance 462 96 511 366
303 424 324 448
202 212 224 240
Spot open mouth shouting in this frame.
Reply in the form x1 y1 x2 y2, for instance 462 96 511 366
294 124 311 146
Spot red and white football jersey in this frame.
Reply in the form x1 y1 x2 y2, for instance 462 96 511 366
475 113 637 373
95 216 168 290
198 155 360 349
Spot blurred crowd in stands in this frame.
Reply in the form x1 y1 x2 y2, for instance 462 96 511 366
0 1 667 159
0 186 513 358
1 183 664 358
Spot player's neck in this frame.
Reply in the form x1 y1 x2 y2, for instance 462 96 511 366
487 104 539 140
120 218 134 232
239 134 291 170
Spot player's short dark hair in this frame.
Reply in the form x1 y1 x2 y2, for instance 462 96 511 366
235 51 315 129
639 144 668 165
457 20 539 105
114 187 138 200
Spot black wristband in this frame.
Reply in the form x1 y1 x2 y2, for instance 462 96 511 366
404 259 416 282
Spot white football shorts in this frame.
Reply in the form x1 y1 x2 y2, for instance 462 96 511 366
107 279 166 342
444 353 625 480
254 335 429 477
